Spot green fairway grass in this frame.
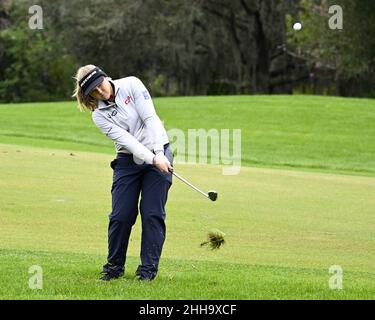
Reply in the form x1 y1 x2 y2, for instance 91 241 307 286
0 143 374 299
0 95 374 299
0 95 374 175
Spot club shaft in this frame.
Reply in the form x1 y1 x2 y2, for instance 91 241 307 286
172 172 209 199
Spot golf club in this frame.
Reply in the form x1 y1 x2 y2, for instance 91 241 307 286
170 170 218 201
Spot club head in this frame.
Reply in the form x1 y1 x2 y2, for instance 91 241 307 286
208 191 218 202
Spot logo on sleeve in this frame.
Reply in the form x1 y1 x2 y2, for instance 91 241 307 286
125 96 132 105
142 91 150 100
107 110 117 118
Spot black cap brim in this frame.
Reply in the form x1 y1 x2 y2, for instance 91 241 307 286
83 76 105 96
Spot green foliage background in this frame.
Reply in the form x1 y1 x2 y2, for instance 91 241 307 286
0 0 374 101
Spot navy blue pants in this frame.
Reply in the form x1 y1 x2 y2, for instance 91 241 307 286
105 144 173 279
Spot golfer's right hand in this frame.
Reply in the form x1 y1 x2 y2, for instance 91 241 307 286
153 152 173 174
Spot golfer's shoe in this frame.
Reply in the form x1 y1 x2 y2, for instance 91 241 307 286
135 266 157 281
99 263 124 281
136 274 156 281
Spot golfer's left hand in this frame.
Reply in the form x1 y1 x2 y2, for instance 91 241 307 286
153 153 173 174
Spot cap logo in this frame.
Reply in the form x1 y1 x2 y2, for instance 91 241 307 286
80 70 97 87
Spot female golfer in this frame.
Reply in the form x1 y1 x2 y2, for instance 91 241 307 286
73 65 173 281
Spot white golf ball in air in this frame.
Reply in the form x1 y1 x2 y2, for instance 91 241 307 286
293 22 302 31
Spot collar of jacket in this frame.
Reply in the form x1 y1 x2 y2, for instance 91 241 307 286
98 79 120 110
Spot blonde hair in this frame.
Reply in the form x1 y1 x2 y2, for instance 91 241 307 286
72 64 99 112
